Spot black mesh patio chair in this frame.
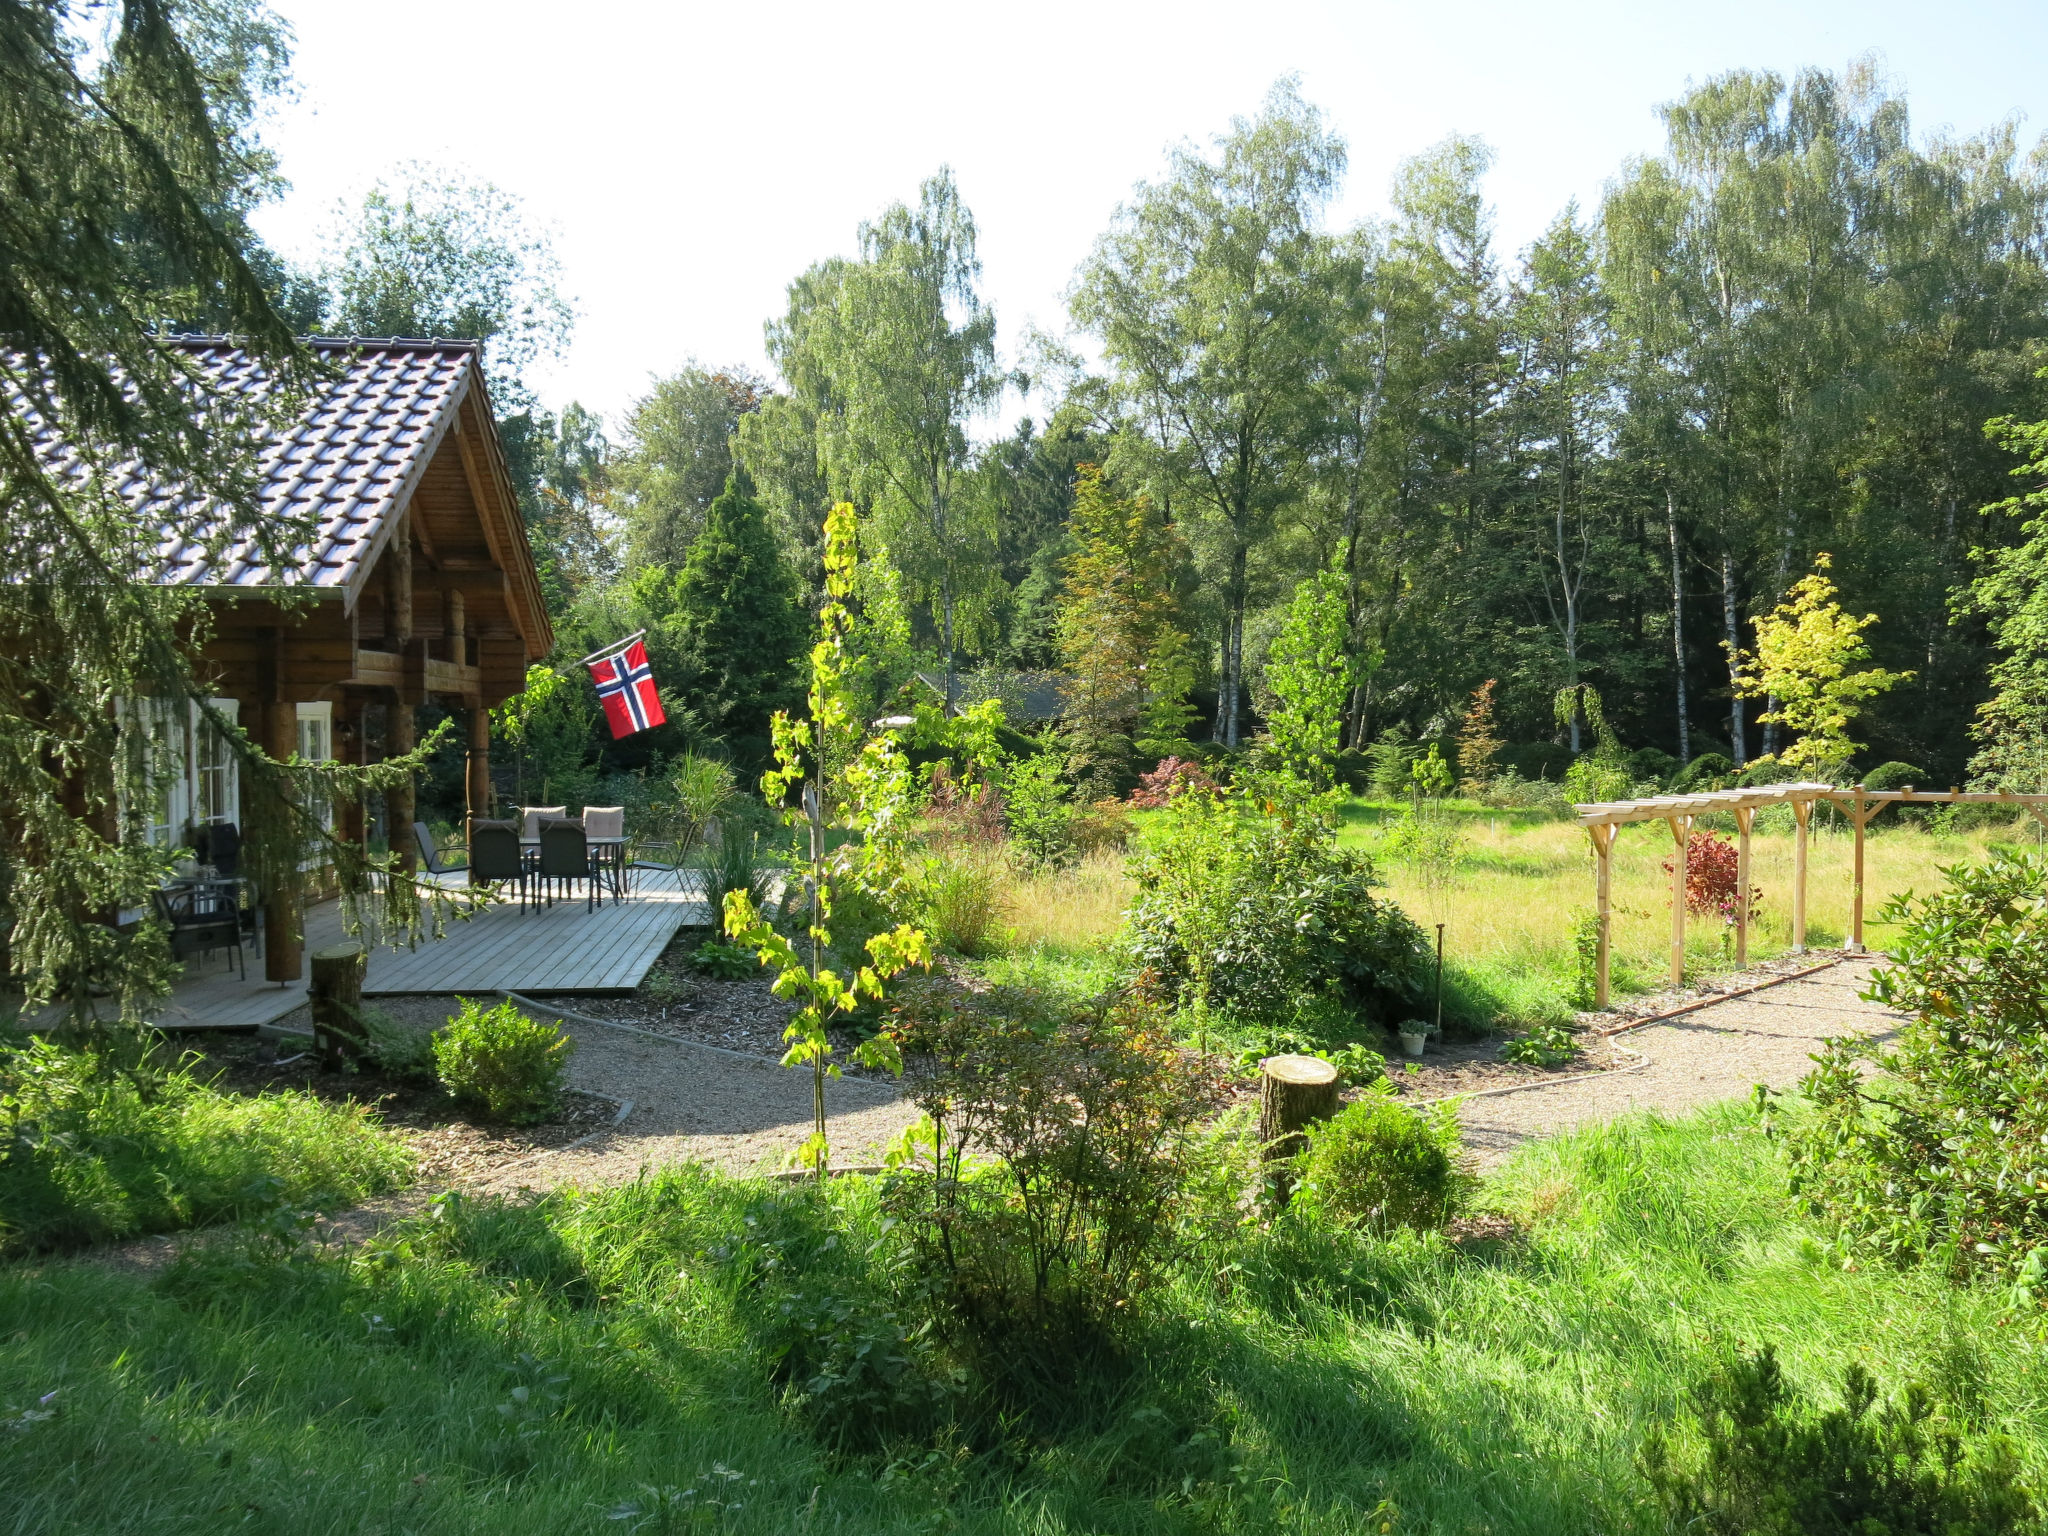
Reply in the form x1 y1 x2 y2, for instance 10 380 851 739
537 817 598 911
152 882 245 980
467 820 530 911
189 820 262 957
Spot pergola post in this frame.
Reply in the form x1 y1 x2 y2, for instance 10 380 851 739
1668 814 1691 985
1850 783 1867 955
1590 823 1615 1008
1732 805 1753 967
1792 798 1810 953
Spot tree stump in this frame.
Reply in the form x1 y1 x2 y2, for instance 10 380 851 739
309 941 367 1070
1259 1054 1341 1206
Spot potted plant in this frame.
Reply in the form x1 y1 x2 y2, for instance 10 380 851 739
1398 1021 1429 1058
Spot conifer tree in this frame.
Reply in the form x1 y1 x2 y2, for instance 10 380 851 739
668 476 808 770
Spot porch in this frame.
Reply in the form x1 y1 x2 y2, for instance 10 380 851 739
144 868 712 1032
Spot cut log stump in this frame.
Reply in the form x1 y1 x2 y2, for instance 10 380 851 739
1259 1054 1341 1205
309 941 367 1070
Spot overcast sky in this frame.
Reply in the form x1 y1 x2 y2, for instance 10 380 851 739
249 0 2048 434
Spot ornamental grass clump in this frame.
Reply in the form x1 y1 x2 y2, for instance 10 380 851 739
432 998 574 1124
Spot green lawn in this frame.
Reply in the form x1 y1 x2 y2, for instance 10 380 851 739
5 1104 2040 1534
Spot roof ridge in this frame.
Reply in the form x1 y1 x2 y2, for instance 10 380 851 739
166 334 483 355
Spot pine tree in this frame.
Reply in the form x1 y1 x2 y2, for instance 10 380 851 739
669 477 808 771
1456 679 1504 796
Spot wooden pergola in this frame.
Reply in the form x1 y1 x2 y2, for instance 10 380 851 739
1573 782 2048 1007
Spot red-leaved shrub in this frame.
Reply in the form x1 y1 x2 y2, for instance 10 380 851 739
1127 756 1217 809
1663 831 1760 921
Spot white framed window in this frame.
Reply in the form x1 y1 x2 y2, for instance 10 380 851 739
136 698 190 849
296 701 334 833
193 698 240 828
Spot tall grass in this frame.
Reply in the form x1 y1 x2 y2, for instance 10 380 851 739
3 1107 2041 1533
0 1046 412 1253
1341 798 2027 1021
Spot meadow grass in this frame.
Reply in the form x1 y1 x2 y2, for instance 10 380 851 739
3 1104 2041 1533
0 1049 413 1255
1342 797 2031 1025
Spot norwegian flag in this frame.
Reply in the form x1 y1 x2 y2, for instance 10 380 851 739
587 637 666 739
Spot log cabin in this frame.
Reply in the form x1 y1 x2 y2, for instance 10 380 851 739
25 336 554 984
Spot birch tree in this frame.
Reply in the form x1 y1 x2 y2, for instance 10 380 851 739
1072 79 1339 748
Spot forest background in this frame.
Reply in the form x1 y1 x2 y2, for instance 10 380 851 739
172 5 2048 801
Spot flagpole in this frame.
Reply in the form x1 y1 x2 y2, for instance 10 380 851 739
577 629 647 669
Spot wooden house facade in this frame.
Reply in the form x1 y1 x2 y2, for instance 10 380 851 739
30 337 553 984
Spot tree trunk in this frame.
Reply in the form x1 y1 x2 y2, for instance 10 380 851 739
309 941 366 1070
1722 549 1746 766
1668 493 1689 766
1259 1053 1340 1206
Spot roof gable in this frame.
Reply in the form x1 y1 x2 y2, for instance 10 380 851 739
18 336 551 652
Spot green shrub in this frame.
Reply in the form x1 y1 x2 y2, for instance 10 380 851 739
1502 1022 1577 1066
927 857 1008 957
1125 776 1429 1033
1002 748 1075 866
432 999 573 1124
360 1006 437 1080
1295 1087 1471 1234
0 1040 410 1253
1863 759 1936 822
1775 851 2048 1286
1673 752 1736 793
690 938 759 980
887 983 1229 1357
1641 1345 2037 1535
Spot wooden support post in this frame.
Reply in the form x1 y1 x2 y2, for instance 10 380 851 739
444 588 465 666
1851 783 1867 955
1259 1054 1340 1206
336 696 366 850
1590 823 1615 1008
388 698 417 878
1668 815 1690 985
1733 805 1753 968
309 941 366 1070
466 704 491 828
262 698 303 983
1792 798 1810 953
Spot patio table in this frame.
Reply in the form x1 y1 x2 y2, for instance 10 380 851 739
520 834 628 901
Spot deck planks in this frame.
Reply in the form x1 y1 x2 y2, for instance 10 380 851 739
137 867 710 1029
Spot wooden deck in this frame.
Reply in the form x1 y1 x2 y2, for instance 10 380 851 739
143 868 710 1031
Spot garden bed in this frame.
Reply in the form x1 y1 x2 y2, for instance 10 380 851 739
176 1024 618 1189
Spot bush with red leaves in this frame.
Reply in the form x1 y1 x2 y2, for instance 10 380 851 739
1663 830 1760 922
1127 756 1218 809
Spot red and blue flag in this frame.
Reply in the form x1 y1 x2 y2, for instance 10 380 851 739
587 637 665 739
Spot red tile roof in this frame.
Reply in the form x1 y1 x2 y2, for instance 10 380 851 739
22 336 485 595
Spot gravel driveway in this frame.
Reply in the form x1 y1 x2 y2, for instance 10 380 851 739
474 1004 919 1192
1454 956 1902 1166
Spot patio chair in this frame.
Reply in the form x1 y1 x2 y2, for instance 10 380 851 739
467 820 530 911
413 821 467 878
189 819 262 956
520 805 567 841
537 817 598 911
582 806 626 896
151 882 245 980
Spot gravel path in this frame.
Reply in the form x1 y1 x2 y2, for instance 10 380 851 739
1455 956 1903 1167
472 1004 918 1192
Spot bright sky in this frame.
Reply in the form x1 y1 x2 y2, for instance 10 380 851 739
250 0 2048 435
